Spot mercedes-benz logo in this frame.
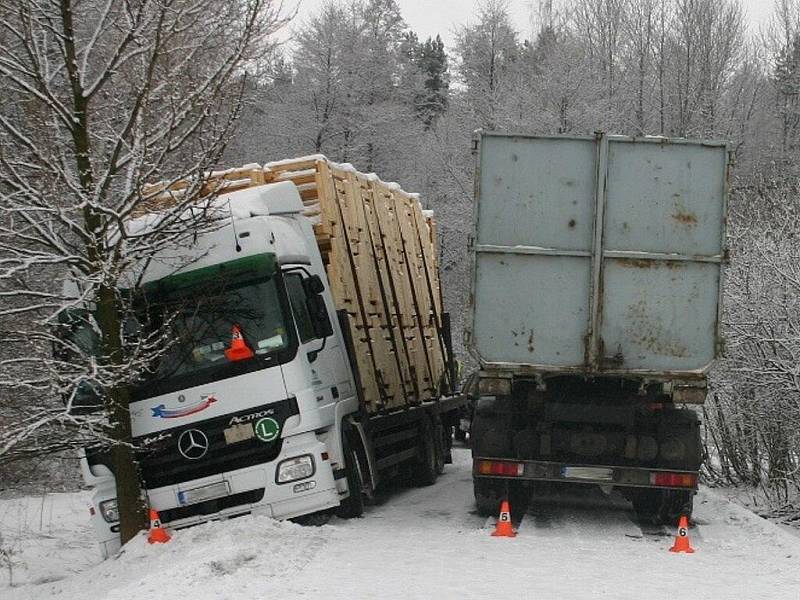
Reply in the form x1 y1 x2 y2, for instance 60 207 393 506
177 429 209 460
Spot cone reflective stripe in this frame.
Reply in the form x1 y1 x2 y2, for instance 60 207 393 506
669 515 694 553
147 508 172 544
224 324 254 361
491 499 517 537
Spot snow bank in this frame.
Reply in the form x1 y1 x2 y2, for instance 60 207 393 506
7 453 800 600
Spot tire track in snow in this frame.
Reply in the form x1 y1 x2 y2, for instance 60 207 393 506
521 483 644 543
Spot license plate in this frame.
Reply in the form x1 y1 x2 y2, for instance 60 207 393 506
561 466 614 482
224 423 255 445
177 481 230 506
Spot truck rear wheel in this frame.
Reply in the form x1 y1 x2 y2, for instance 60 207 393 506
411 416 439 487
632 489 694 525
336 437 365 519
473 479 504 517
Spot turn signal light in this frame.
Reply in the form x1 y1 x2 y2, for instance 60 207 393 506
650 472 697 488
476 460 524 477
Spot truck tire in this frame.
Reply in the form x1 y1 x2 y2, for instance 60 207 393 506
434 416 448 474
632 489 694 524
473 479 503 517
411 416 439 487
659 409 702 471
336 436 365 519
471 404 513 459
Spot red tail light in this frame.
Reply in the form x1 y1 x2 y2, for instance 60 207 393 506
650 472 697 488
476 460 524 477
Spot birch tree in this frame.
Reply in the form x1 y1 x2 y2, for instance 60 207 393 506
0 0 284 544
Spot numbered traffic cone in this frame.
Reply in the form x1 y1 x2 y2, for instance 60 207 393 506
669 515 694 553
224 324 254 361
147 508 172 544
491 499 517 538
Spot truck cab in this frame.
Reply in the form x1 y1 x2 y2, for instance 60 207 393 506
79 182 359 557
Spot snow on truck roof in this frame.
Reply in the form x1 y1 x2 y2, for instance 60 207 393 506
126 181 303 237
141 155 433 221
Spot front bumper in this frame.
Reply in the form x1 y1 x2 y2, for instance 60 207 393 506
147 431 340 528
86 432 341 558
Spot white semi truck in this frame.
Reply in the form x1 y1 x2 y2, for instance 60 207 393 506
72 157 462 558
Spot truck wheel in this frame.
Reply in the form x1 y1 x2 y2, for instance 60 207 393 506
336 437 365 519
659 409 702 470
632 489 694 524
434 416 447 474
662 490 694 524
411 417 439 487
474 478 503 517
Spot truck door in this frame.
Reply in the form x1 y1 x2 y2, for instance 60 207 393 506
283 272 352 417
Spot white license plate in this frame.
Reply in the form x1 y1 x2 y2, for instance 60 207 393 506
561 466 614 482
224 423 254 444
177 481 230 506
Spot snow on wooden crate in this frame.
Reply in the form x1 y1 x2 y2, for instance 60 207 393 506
142 155 449 414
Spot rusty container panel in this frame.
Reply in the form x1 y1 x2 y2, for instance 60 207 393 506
475 135 597 250
468 132 728 378
470 134 597 369
603 140 726 256
472 253 591 367
600 259 720 371
599 140 727 372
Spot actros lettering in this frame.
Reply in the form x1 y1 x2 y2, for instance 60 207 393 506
228 408 275 426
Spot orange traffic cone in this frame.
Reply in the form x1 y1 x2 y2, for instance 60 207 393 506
224 324 254 361
669 515 694 553
147 508 172 544
491 499 517 538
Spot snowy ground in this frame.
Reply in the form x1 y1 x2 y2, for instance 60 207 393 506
3 447 800 599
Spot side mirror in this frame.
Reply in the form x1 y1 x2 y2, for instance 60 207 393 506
303 275 325 295
306 294 333 339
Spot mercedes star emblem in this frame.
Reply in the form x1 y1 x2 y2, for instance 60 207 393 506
177 429 209 460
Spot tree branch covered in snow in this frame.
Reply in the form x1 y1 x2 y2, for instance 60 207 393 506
0 0 288 541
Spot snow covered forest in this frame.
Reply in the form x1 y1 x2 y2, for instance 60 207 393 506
1 0 800 524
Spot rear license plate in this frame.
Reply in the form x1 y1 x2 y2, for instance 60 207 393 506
561 466 614 482
224 423 255 445
177 481 230 506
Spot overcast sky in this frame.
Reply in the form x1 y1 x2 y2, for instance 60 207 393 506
286 0 775 49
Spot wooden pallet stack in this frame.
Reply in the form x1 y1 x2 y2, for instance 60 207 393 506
263 156 448 414
143 155 448 414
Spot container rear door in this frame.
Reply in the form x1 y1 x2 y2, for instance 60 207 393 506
470 135 597 368
469 132 728 376
599 139 727 372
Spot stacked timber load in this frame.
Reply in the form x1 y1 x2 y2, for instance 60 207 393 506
143 156 449 415
264 156 447 414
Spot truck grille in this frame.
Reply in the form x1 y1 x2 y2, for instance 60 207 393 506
159 488 266 524
135 398 299 489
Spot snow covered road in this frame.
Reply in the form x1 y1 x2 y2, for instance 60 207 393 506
3 447 800 599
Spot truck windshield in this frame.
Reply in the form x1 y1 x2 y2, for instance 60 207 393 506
135 253 297 397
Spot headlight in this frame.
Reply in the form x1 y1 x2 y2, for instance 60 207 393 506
99 498 119 523
276 455 315 484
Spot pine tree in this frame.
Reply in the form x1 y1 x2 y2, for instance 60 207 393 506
418 36 450 126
